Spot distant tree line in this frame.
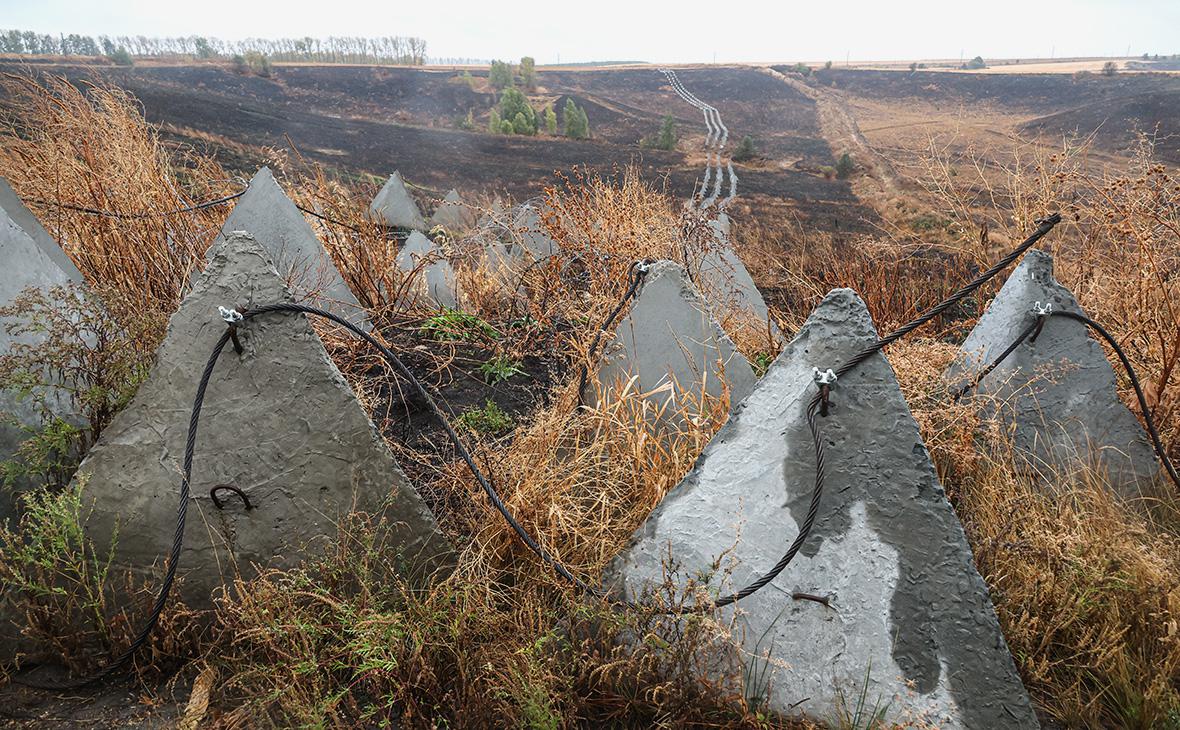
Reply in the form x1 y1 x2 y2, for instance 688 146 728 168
0 29 428 66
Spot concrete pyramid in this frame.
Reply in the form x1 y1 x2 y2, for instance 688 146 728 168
511 204 559 261
76 232 454 607
0 212 82 522
694 213 775 331
947 249 1158 494
0 177 83 282
396 231 459 309
429 189 474 232
370 171 426 230
218 167 367 330
586 260 756 419
608 289 1037 729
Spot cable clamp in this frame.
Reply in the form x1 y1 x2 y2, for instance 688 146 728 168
813 367 837 417
1030 302 1052 344
812 367 837 386
219 306 245 354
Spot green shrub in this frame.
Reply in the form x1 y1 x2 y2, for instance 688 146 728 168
456 399 514 435
0 477 119 668
835 152 855 179
419 310 500 342
478 355 524 384
0 284 160 492
732 135 757 162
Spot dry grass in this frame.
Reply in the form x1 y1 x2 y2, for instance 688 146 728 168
2 69 1179 728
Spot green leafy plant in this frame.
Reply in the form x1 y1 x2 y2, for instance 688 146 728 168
456 399 514 435
0 477 119 669
478 355 524 384
419 309 500 342
0 284 161 492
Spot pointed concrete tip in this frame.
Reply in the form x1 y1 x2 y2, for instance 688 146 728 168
950 247 1158 494
371 171 426 229
0 177 83 283
77 228 454 607
591 259 756 419
610 279 1038 728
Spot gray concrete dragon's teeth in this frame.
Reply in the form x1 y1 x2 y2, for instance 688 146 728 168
75 232 454 608
693 213 777 339
608 288 1037 729
429 189 474 232
370 171 426 231
0 177 83 283
397 231 459 310
947 249 1158 495
218 167 368 331
511 204 560 261
0 212 83 523
586 260 756 421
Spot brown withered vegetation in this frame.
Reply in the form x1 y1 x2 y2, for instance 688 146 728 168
0 71 1178 729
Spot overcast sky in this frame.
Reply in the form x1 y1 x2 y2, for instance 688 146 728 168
2 0 1176 64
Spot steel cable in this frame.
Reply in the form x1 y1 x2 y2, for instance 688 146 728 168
24 189 245 220
13 214 1064 687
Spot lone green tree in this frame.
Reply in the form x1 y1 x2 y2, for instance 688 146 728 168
732 135 757 162
488 108 502 134
656 114 677 150
489 60 514 89
519 56 537 91
498 88 536 135
835 152 855 178
544 105 557 134
564 98 589 139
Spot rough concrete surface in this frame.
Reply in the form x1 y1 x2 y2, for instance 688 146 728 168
0 213 81 524
0 177 83 283
396 231 459 309
694 213 775 330
947 249 1158 495
429 189 474 232
608 289 1037 729
511 205 559 261
587 260 756 419
370 171 426 230
74 233 454 608
218 167 368 330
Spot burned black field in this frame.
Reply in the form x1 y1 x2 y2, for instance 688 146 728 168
0 61 873 229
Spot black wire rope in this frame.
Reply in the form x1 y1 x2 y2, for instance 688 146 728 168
24 189 246 220
15 214 1067 688
574 260 650 407
1050 310 1180 491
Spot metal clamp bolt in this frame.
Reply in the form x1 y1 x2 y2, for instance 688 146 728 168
813 367 837 417
219 306 245 354
1030 301 1053 344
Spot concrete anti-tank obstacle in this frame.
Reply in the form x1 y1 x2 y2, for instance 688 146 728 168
218 167 369 331
946 249 1158 494
396 231 460 310
429 189 475 232
585 260 756 420
511 204 560 261
74 232 454 608
0 177 83 283
608 289 1038 729
370 171 427 231
0 212 84 524
694 213 777 336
